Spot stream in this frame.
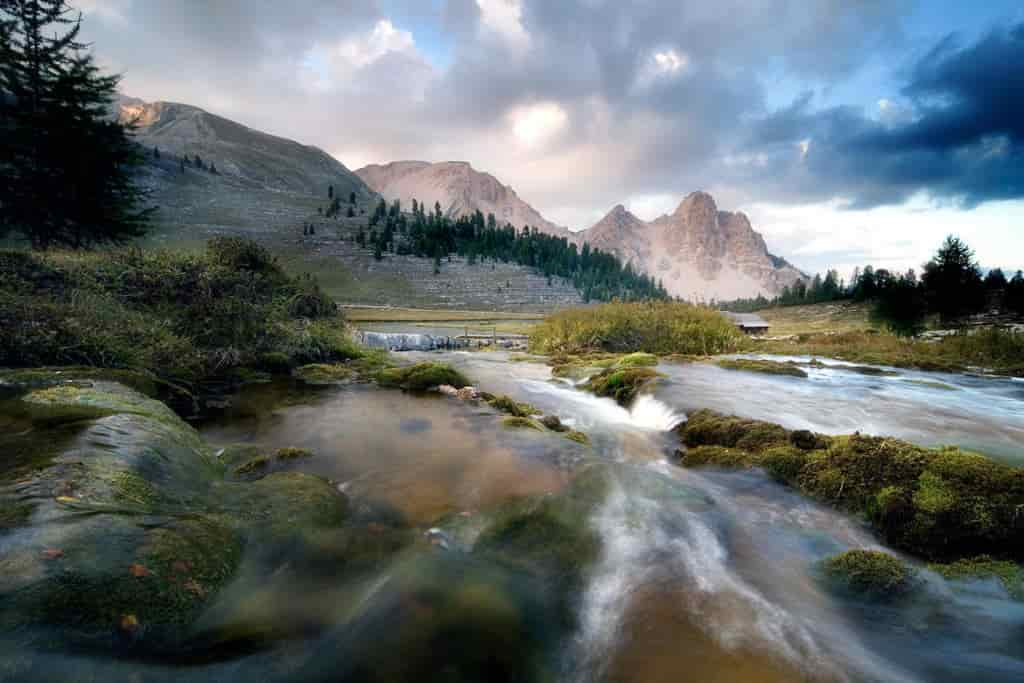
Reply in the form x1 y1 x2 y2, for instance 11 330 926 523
3 351 1024 681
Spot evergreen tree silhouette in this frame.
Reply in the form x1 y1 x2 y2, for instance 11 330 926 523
0 0 151 248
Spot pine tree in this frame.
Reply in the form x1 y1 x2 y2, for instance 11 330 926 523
0 0 151 248
209 162 218 175
153 145 160 159
349 191 356 205
328 184 334 200
922 235 985 322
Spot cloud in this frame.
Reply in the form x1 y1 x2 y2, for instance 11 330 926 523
743 22 1024 209
73 0 1023 273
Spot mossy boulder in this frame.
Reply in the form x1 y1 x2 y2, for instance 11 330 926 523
376 362 469 392
674 445 758 468
488 395 539 418
678 410 793 452
275 447 314 460
0 374 350 653
564 430 590 446
716 358 808 378
615 352 659 368
929 556 1024 600
502 416 546 431
540 415 568 432
673 410 1024 562
820 550 916 599
583 367 662 406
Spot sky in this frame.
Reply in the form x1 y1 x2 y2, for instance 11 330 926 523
76 0 1024 279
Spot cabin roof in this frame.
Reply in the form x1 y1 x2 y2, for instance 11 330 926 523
722 312 770 328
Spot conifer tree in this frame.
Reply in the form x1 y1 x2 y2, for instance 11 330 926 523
0 0 151 248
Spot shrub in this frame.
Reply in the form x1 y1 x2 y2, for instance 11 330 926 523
529 302 748 356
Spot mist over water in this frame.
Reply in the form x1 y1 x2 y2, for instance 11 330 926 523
8 350 1023 681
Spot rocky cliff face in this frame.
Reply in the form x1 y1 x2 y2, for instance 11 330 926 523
583 192 804 301
356 161 575 240
120 97 371 199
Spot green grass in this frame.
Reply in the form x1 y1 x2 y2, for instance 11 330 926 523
760 328 1024 376
530 302 748 356
0 238 369 387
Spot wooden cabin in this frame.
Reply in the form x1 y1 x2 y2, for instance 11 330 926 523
722 312 771 336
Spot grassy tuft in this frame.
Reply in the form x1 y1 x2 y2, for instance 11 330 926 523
529 302 748 356
0 240 369 389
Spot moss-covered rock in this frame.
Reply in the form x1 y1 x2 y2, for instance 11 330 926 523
820 549 916 599
0 373 351 653
535 415 565 433
583 367 662 406
673 409 1024 562
678 410 793 452
376 362 469 392
275 447 314 461
716 358 808 378
615 352 659 368
502 416 546 431
235 456 271 477
488 394 539 418
564 430 590 446
674 445 759 468
929 555 1024 599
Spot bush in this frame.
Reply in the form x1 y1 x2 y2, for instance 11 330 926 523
583 367 662 406
529 302 748 356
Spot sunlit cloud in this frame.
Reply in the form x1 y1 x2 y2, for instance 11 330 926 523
508 101 568 149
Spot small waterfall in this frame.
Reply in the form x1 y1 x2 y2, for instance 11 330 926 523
357 331 460 352
520 380 684 432
629 394 684 431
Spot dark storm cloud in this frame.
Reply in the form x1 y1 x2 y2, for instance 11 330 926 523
746 22 1024 208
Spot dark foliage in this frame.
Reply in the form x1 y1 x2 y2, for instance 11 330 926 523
0 0 152 248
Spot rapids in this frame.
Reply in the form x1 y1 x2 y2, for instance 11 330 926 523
3 351 1023 681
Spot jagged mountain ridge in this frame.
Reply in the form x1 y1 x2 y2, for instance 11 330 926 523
356 161 575 240
357 160 803 301
584 192 805 301
119 97 372 199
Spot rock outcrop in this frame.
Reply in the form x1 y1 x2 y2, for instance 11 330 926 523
358 160 803 301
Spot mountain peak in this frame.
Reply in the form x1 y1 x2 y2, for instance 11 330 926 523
356 160 573 239
675 190 718 215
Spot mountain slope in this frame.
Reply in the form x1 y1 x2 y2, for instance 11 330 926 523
356 161 575 240
120 97 371 199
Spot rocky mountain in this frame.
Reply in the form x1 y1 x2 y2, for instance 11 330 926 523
356 161 574 240
358 159 803 301
583 192 805 301
119 96 371 199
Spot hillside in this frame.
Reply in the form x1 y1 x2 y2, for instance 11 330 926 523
120 97 371 199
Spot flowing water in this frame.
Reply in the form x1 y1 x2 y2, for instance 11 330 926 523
4 352 1024 681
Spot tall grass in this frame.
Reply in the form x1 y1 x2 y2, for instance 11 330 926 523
0 238 362 384
529 302 748 356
